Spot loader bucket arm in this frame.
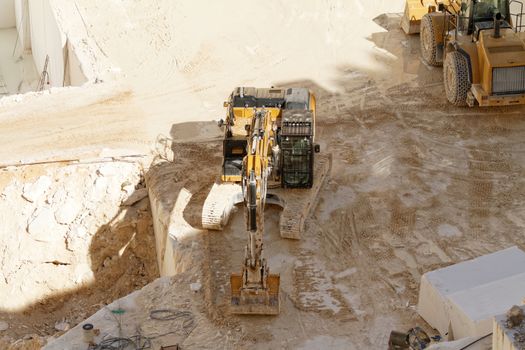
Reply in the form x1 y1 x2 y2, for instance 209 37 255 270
402 0 434 34
401 1 456 34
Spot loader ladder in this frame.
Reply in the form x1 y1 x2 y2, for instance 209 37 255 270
510 0 525 31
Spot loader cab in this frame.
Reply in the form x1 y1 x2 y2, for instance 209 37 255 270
457 0 511 36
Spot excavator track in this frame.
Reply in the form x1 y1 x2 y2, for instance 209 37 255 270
202 154 331 238
277 154 332 239
201 183 243 230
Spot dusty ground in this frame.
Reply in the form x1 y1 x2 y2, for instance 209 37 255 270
2 0 525 349
139 13 525 349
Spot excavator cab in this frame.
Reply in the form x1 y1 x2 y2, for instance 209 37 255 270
222 137 247 182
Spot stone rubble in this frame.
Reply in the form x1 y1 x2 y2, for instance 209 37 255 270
21 176 52 203
0 160 158 347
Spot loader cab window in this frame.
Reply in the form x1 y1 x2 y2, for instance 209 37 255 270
473 0 509 22
459 0 510 34
458 1 473 34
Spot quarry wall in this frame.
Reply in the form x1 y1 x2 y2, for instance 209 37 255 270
14 0 30 51
28 0 66 87
0 0 16 29
2 0 90 88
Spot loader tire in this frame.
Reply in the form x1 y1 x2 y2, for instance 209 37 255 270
420 14 441 67
444 51 471 107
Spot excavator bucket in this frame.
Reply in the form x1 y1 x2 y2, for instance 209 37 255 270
401 0 433 34
230 273 280 315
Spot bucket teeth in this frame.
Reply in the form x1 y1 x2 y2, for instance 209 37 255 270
230 273 280 315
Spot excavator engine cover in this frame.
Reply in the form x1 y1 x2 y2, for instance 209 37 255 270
230 273 280 315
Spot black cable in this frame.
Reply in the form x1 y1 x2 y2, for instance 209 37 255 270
89 309 194 349
459 333 492 350
89 334 151 350
149 309 195 334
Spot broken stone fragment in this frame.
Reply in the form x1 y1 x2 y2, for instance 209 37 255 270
121 181 135 195
54 320 70 332
514 333 525 343
27 207 68 242
22 176 52 203
507 305 524 328
190 282 202 292
66 230 86 252
97 164 116 177
69 225 87 238
122 188 148 206
0 321 8 331
55 197 81 224
92 176 109 202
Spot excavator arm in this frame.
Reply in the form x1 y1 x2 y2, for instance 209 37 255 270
230 109 280 315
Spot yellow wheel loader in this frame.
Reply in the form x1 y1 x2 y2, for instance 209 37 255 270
402 0 525 107
215 87 319 315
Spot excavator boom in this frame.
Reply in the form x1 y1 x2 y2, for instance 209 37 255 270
230 109 280 315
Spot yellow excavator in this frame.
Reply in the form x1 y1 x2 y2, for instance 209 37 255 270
230 108 281 315
217 87 319 315
402 0 525 106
